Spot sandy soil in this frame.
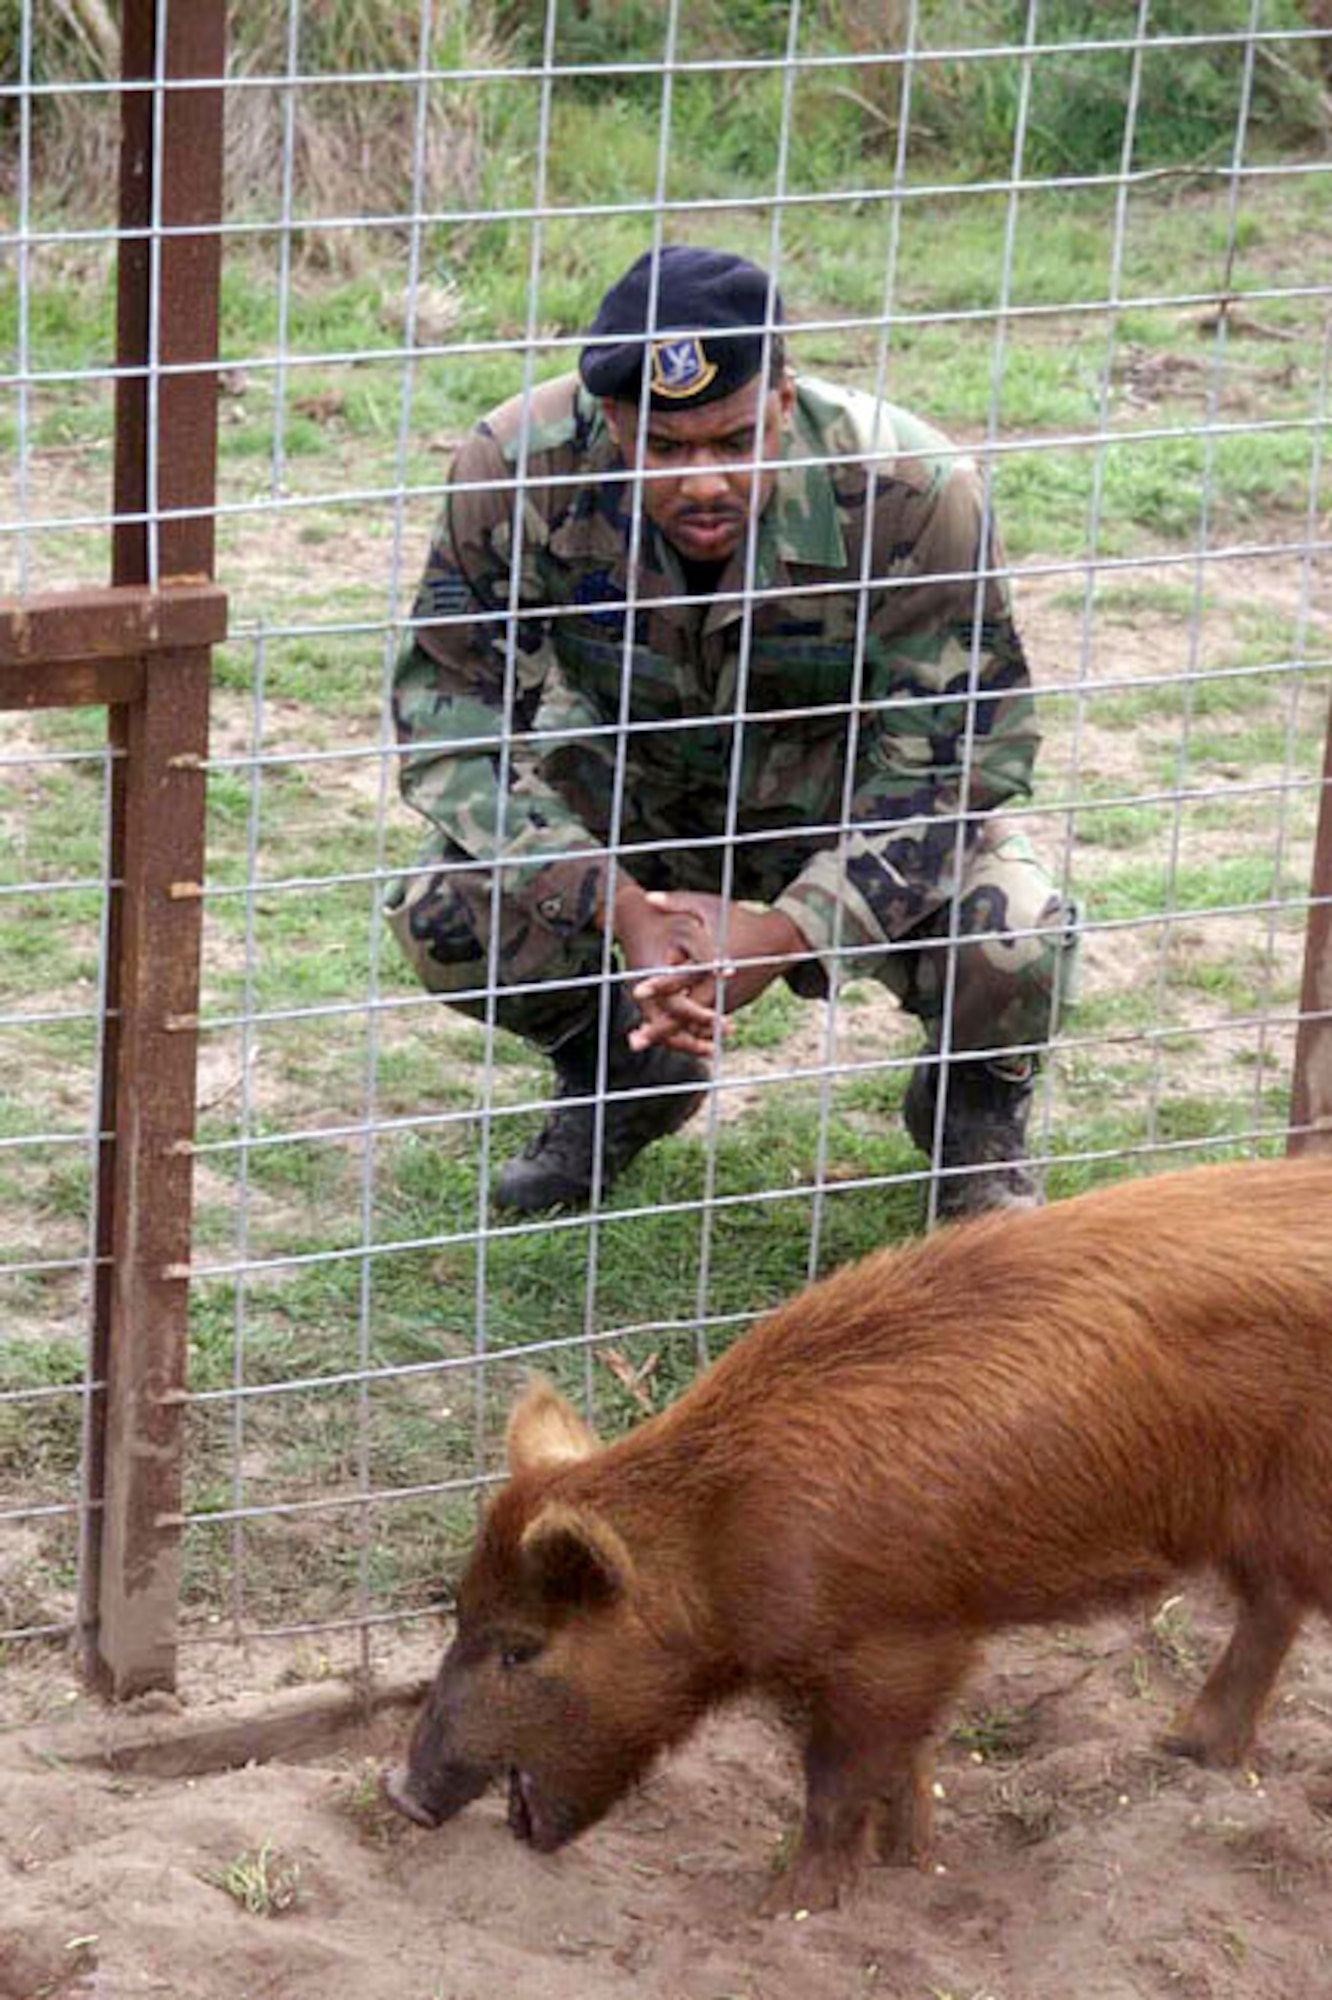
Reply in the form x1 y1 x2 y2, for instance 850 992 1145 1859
4 1583 1332 2000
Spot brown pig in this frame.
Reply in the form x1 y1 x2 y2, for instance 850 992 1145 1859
385 1156 1332 1912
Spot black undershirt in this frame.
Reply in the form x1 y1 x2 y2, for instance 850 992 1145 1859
679 556 727 602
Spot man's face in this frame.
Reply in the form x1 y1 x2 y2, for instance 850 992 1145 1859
601 371 796 565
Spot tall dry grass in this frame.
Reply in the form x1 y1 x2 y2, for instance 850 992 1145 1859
1 2 514 260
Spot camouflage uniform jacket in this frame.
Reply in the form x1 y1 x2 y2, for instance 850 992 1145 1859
395 370 1040 967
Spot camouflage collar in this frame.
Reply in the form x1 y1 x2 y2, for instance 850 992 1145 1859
768 406 848 571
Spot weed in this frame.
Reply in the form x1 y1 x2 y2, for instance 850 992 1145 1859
1220 1923 1249 1965
277 1645 337 1687
1150 1593 1202 1679
336 1759 414 1850
994 1774 1062 1846
767 1821 800 1877
1213 1821 1312 1899
202 1838 302 1917
951 1705 1034 1764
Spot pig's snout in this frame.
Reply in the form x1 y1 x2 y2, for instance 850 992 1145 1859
381 1756 491 1830
381 1764 442 1827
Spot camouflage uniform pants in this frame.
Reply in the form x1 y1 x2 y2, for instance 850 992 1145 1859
386 815 1078 1061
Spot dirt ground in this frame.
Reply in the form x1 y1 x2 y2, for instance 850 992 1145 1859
4 1582 1332 2000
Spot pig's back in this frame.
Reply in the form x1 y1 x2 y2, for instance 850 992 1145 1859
719 1155 1332 1409
668 1157 1332 1641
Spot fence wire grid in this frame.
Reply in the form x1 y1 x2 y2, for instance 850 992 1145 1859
2 0 1331 1682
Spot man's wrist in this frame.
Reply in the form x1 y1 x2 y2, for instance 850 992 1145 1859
767 908 808 961
741 905 806 966
602 873 647 936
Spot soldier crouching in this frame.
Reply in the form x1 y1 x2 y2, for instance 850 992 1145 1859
386 244 1078 1222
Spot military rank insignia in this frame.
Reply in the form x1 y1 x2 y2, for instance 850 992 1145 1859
649 335 720 400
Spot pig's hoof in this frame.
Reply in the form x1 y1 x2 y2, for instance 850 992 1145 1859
1160 1722 1249 1770
871 1803 933 1868
1160 1728 1248 1776
757 1857 847 1918
873 1833 932 1870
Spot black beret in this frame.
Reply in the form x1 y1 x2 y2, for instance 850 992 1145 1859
579 245 784 409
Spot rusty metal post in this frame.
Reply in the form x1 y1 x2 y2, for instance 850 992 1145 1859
1289 696 1332 1157
83 0 228 1697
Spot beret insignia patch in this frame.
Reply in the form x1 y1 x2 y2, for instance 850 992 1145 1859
649 335 719 400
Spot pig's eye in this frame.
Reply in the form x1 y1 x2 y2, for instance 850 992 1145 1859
498 1638 542 1670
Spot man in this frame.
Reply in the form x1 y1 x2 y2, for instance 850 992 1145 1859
387 244 1077 1220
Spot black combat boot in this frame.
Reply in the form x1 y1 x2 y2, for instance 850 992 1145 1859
902 1053 1041 1224
494 993 708 1214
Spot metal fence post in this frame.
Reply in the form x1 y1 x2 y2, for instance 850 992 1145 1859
84 0 228 1698
1289 697 1332 1158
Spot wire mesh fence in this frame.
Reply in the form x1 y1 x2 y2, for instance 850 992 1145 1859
1 0 1330 1687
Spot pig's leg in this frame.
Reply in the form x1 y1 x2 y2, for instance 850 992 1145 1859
761 1632 974 1915
1163 1567 1303 1768
872 1738 937 1867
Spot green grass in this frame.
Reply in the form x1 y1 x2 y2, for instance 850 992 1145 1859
5 217 1327 589
211 620 391 709
1091 850 1301 925
1051 579 1205 621
0 764 106 888
158 1081 926 1620
1074 799 1170 852
1079 661 1322 734
726 980 806 1051
0 1336 88 1497
994 420 1325 560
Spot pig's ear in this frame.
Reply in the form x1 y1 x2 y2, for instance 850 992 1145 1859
506 1377 600 1478
520 1500 633 1610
